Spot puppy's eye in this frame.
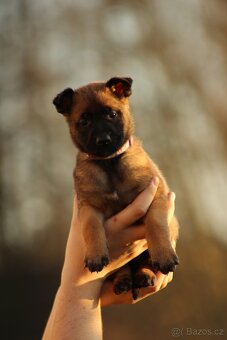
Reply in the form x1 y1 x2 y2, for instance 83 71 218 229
107 110 118 119
78 113 91 127
78 118 90 127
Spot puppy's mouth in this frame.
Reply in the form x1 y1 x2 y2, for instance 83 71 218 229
89 143 121 158
86 133 124 158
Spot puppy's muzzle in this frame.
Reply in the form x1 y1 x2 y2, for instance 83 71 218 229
96 133 111 146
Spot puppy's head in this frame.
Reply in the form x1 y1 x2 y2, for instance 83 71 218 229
53 77 134 157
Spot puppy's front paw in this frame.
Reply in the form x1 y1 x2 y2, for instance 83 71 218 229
151 249 179 275
85 254 109 273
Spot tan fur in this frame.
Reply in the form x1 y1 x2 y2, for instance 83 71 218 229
75 137 178 268
53 78 179 292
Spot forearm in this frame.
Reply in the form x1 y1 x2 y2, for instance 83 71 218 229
43 183 164 338
43 281 103 340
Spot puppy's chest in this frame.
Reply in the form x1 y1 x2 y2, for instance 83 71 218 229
75 150 153 217
97 158 147 211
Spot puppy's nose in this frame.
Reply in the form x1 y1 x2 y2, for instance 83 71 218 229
96 134 111 146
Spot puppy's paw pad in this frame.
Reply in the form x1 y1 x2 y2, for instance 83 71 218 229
134 273 155 288
85 255 109 273
132 287 140 300
113 277 132 295
152 252 179 275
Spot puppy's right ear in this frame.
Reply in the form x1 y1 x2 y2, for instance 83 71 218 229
53 88 74 114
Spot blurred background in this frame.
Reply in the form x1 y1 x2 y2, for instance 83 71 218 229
1 0 227 339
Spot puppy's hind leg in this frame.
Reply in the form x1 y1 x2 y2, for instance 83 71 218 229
112 264 132 295
132 251 155 289
129 251 155 300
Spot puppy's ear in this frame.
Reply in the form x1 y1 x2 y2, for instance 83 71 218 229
106 77 133 99
53 88 74 114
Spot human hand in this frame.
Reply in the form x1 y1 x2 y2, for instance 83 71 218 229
60 177 160 289
101 191 176 306
43 180 175 340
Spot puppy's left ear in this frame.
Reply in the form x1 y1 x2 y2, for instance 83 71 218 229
106 77 133 99
53 88 74 114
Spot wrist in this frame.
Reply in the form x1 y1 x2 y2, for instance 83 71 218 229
60 266 104 301
43 279 103 340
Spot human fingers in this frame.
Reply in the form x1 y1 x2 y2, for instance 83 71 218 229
108 239 147 265
153 271 168 291
101 271 173 306
112 191 175 249
105 177 159 236
167 192 175 224
131 272 173 303
107 224 146 251
121 224 146 244
148 271 173 292
161 272 173 289
71 194 79 227
101 279 133 306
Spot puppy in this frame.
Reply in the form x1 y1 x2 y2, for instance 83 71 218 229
53 77 179 298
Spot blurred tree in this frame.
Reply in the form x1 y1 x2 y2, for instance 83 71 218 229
0 0 227 339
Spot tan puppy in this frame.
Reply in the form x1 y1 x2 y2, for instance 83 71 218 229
53 77 179 298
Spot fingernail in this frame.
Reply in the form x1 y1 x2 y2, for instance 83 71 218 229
168 192 175 202
152 176 159 187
